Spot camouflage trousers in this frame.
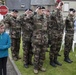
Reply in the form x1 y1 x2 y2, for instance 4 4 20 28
23 41 33 65
33 45 46 70
11 38 20 59
64 33 74 57
49 32 62 60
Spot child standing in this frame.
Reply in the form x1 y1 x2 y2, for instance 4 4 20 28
0 20 11 75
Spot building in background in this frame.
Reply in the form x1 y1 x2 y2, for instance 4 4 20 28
1 0 76 17
4 0 55 14
5 0 31 10
31 0 55 11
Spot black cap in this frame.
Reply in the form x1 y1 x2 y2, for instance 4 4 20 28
69 8 75 13
25 9 33 11
36 6 42 9
12 9 18 13
41 7 45 9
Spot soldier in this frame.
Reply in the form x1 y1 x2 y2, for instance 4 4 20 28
18 9 34 68
42 7 50 52
64 8 75 63
32 6 48 74
49 0 64 67
4 9 21 61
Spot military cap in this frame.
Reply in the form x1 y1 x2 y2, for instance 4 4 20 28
36 6 42 9
69 8 75 13
56 0 61 3
25 9 33 12
55 0 63 6
41 7 45 9
12 9 18 13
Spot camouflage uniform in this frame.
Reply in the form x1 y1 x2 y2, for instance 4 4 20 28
64 15 74 60
32 14 48 70
4 14 21 60
18 14 34 65
49 9 63 66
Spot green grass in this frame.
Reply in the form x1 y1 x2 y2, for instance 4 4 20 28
12 40 76 75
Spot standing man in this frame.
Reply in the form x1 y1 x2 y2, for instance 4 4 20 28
32 6 48 74
4 9 21 61
64 8 75 63
18 9 34 68
49 0 64 67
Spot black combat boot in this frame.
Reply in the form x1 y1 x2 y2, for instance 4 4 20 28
24 64 29 68
58 53 61 56
54 57 62 66
50 58 57 67
28 62 33 65
64 56 73 63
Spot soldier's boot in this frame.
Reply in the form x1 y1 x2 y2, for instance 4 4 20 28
28 62 33 65
50 58 57 67
64 56 73 63
34 69 38 74
24 58 29 68
29 57 33 65
17 56 21 59
24 64 29 68
54 57 62 66
58 53 61 56
39 67 46 72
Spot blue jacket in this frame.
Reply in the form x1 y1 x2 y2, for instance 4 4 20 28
0 32 11 58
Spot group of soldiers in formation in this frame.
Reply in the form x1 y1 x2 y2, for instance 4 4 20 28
2 0 75 74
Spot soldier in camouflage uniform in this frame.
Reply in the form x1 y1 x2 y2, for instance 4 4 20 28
4 9 21 61
49 0 64 67
18 9 34 68
64 8 75 63
32 7 48 74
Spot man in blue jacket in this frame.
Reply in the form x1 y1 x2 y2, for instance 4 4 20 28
0 20 11 75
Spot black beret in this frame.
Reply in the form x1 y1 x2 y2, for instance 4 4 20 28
41 7 45 9
25 9 33 11
69 8 75 12
29 9 33 11
37 6 42 9
12 9 18 13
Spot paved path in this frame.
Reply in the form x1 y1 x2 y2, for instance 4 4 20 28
7 59 17 75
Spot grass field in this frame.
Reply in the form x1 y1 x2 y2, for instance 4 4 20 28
13 40 76 75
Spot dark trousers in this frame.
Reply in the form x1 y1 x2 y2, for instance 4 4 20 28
11 38 20 58
0 57 7 75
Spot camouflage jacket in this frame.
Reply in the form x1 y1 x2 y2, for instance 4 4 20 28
18 14 35 33
49 9 64 33
65 15 74 34
17 13 35 41
4 14 21 38
32 14 48 45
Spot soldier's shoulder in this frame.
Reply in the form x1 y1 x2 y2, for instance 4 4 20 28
66 16 70 20
19 14 26 19
50 10 56 17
